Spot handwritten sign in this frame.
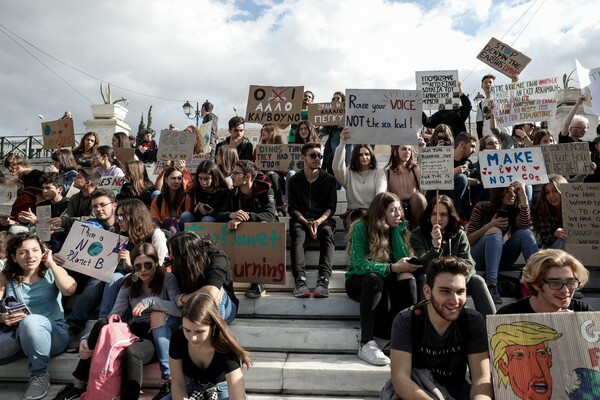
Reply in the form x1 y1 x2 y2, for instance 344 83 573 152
245 85 304 124
0 185 18 216
307 102 345 126
415 70 460 111
491 77 560 127
157 130 195 164
345 89 421 146
478 148 548 188
41 118 76 149
113 147 136 163
419 147 454 190
561 183 600 266
255 144 304 172
184 222 286 284
36 205 52 242
99 176 126 196
488 312 600 400
197 121 212 153
477 37 531 78
576 59 600 115
541 142 592 176
59 221 129 282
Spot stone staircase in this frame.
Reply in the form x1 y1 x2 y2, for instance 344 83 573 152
2 188 600 399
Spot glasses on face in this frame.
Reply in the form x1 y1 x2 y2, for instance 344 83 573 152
92 201 114 210
307 153 323 160
133 262 155 272
116 214 125 222
543 279 580 291
485 141 499 146
437 136 448 140
571 126 588 131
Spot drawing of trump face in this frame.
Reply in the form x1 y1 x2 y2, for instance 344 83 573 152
498 342 553 400
491 321 561 400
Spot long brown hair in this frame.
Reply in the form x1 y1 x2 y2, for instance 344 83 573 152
122 243 164 298
216 145 239 177
533 174 567 236
167 232 214 293
124 160 151 196
161 166 186 213
347 192 412 262
116 199 156 244
349 145 377 171
259 123 283 144
183 293 251 368
293 120 319 144
385 145 417 172
73 132 99 154
418 195 461 240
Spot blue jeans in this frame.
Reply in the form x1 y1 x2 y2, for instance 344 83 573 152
179 212 217 231
0 315 69 374
161 380 230 400
66 276 106 334
152 315 182 380
99 273 127 319
471 228 538 283
550 238 565 250
219 290 237 325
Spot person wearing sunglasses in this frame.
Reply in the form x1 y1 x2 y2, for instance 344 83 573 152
287 143 337 299
53 243 181 400
497 249 591 314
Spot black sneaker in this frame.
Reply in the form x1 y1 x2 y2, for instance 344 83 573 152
152 381 171 400
488 285 503 304
293 277 310 298
245 283 266 298
53 383 85 400
313 276 330 298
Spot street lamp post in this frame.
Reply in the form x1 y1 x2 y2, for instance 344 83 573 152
182 101 201 127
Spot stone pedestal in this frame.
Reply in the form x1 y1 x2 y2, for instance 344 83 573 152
549 89 598 141
82 104 131 146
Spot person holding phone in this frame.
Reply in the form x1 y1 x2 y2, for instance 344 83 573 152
345 192 419 366
467 181 539 304
0 233 77 400
179 160 230 230
410 195 496 316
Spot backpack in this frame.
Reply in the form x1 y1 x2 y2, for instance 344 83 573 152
81 315 139 400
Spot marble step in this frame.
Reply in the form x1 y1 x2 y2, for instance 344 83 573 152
0 352 388 396
234 270 349 292
231 318 361 353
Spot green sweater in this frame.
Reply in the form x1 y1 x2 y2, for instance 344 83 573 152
345 221 409 279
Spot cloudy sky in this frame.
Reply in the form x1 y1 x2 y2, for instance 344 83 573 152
1 0 599 138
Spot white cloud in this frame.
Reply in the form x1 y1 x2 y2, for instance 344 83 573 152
0 0 599 137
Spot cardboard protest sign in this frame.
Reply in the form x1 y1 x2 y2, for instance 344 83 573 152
0 185 18 216
576 59 600 115
198 121 212 149
479 148 548 188
415 70 460 111
419 146 454 190
188 153 213 171
113 147 136 163
58 221 129 282
156 129 195 164
491 77 560 127
307 102 345 126
561 183 600 266
99 176 126 196
541 142 592 176
477 37 531 78
345 89 421 146
36 205 52 242
184 222 286 284
41 118 76 149
245 85 304 124
255 144 304 172
487 312 600 400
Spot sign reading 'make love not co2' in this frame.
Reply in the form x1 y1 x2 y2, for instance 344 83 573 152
478 148 548 188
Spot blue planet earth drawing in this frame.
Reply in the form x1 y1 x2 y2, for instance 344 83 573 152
87 242 103 257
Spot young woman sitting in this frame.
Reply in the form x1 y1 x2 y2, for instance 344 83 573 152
151 166 191 234
72 131 99 168
166 292 251 400
533 174 568 249
53 243 181 400
91 145 125 178
117 160 156 204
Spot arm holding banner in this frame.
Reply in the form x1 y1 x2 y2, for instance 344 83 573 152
332 131 350 187
561 95 585 137
43 250 77 296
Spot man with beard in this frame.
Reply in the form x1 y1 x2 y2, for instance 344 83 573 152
389 256 493 400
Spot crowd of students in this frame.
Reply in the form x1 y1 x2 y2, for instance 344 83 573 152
0 79 598 399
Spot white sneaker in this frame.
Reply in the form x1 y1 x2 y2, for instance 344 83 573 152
358 340 390 366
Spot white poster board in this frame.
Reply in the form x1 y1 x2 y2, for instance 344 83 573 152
419 147 454 190
491 77 560 127
345 89 421 146
415 70 460 111
576 59 600 115
0 186 18 217
478 148 548 188
561 183 600 266
58 221 129 282
36 205 52 242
